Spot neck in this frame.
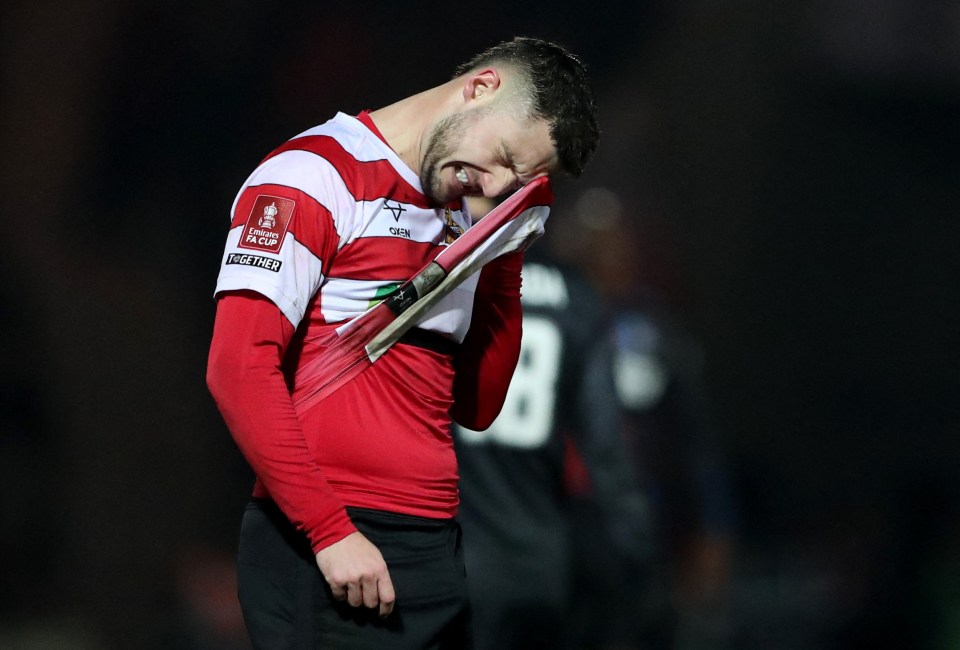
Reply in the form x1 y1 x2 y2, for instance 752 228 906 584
368 78 462 176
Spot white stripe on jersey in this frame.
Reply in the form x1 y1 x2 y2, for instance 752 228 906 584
216 226 325 327
319 275 481 340
295 113 424 191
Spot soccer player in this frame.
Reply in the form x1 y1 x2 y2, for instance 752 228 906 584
205 37 599 649
452 226 654 650
608 306 739 647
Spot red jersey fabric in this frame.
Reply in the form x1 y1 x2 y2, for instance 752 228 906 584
207 113 523 553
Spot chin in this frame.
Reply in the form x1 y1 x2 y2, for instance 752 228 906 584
427 186 459 206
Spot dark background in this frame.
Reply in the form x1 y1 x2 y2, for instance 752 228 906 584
1 1 957 648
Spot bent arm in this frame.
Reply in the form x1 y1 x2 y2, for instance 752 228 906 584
450 251 524 430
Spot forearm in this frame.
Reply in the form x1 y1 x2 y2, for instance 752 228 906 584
206 292 356 552
450 251 524 430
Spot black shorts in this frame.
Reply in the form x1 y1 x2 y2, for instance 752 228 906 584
462 525 570 650
236 499 471 650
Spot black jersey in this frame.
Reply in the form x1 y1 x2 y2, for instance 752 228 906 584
453 256 651 568
611 308 738 547
453 255 654 650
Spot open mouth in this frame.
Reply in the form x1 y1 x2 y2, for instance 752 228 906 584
454 166 483 196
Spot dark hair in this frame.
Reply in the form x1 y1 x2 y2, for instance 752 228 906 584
453 37 599 178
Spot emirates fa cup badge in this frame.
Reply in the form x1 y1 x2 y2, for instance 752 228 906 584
259 202 278 229
239 195 295 254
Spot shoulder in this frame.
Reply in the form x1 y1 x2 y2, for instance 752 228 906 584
256 114 369 181
233 115 375 215
280 114 382 163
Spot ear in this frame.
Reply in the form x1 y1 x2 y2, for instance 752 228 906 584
462 68 501 104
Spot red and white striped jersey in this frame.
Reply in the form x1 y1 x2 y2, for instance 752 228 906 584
213 112 484 521
216 111 478 338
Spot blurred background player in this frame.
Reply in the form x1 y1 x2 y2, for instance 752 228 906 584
614 306 739 648
558 187 740 649
452 197 655 650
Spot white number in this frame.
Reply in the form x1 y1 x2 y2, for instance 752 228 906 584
458 315 562 448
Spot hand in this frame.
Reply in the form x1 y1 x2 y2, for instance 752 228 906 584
315 531 396 618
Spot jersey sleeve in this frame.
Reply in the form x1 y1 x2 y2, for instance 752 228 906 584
450 251 524 430
206 291 356 552
214 155 341 328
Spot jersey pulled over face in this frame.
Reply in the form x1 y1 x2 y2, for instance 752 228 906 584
420 105 557 206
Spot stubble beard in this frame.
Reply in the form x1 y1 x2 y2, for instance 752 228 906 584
419 106 492 206
420 112 464 206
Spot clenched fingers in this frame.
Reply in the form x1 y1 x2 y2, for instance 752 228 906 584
376 574 396 618
315 531 397 618
331 573 395 617
329 582 348 602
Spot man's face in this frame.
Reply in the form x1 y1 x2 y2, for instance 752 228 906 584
420 105 557 206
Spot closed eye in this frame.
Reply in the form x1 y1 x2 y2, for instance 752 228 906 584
498 141 516 169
